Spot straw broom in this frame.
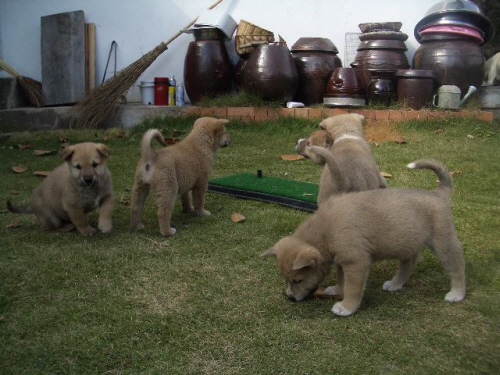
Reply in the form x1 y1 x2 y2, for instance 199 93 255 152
0 59 43 107
71 0 225 129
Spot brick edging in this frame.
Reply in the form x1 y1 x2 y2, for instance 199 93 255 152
184 106 495 123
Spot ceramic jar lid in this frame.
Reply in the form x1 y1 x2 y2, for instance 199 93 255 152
291 37 339 53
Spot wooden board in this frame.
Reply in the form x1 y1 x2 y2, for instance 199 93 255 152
85 23 96 92
41 10 86 106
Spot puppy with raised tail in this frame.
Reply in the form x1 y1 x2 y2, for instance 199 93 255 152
262 159 465 317
7 142 113 235
130 117 231 236
296 114 386 205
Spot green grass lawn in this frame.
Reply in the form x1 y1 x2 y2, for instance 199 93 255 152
0 116 499 374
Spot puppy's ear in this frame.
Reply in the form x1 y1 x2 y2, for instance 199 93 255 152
95 143 110 158
261 247 277 258
292 247 322 270
60 145 75 162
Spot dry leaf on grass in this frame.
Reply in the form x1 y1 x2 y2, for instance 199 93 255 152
380 172 393 178
230 213 246 223
33 149 56 156
5 221 22 229
280 154 304 161
17 144 32 150
450 171 462 177
394 137 406 144
34 171 51 177
58 135 69 143
12 166 28 174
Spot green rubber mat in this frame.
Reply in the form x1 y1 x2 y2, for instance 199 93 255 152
208 172 318 212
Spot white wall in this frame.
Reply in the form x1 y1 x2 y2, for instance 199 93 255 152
0 0 439 103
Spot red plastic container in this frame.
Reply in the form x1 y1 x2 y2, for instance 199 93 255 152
154 77 169 105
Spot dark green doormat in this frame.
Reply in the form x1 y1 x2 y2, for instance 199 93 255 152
208 171 318 212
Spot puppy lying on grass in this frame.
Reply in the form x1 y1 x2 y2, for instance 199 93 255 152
7 142 113 235
263 159 465 316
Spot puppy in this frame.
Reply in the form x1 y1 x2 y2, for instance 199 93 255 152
262 159 465 317
297 114 386 205
7 142 113 235
484 51 500 85
130 117 231 236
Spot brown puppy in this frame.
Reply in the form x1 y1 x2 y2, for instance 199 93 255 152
7 142 113 235
262 159 465 317
314 113 387 204
130 117 231 236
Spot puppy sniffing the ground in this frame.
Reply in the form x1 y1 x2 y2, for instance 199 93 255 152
262 159 465 317
7 142 113 235
130 117 231 236
296 113 386 205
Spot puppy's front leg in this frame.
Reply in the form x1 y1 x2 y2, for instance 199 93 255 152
67 207 95 236
98 194 113 233
331 263 369 317
192 183 211 217
324 264 344 296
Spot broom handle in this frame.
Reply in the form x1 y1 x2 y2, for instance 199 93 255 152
0 58 21 78
163 0 225 46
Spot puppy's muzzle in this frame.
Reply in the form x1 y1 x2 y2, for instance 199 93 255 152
82 175 96 186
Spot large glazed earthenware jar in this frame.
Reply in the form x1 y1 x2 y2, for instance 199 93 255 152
241 42 299 103
351 39 410 93
366 70 395 106
395 69 435 109
291 37 343 105
412 34 485 99
183 29 232 104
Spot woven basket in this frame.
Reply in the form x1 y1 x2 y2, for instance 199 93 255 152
235 20 274 56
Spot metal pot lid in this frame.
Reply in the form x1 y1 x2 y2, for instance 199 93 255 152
356 39 407 50
414 1 495 44
291 37 339 53
395 69 435 79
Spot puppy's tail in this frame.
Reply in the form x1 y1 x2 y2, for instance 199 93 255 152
407 159 452 196
307 145 342 180
6 200 33 214
140 129 167 162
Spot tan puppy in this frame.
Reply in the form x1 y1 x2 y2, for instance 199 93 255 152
262 159 465 317
130 117 231 236
297 114 386 205
7 142 113 235
484 51 500 85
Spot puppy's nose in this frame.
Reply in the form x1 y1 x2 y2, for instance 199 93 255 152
83 176 94 186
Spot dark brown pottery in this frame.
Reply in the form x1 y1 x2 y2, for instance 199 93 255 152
412 34 485 98
241 42 299 103
366 70 395 106
351 39 410 93
291 37 343 105
183 39 232 104
233 56 249 89
395 69 435 109
324 67 363 98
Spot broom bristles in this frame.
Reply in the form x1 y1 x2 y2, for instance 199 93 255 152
71 42 169 129
18 76 43 108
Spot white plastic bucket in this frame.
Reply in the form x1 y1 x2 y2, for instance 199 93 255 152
139 81 155 105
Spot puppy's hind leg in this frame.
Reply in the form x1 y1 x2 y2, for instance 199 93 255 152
192 182 211 217
130 179 150 231
155 188 177 236
181 191 194 213
432 232 466 302
383 255 419 292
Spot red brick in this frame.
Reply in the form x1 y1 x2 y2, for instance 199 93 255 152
375 110 390 120
478 111 494 122
294 108 309 119
402 111 420 120
200 107 215 116
254 107 269 122
213 107 228 119
308 108 322 120
227 107 255 122
277 108 295 118
185 106 202 117
267 108 282 121
388 110 402 121
332 108 349 116
361 109 376 120
321 108 337 118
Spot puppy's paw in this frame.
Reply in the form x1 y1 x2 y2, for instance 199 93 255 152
131 223 145 232
324 285 343 296
382 280 404 292
160 227 177 236
445 290 465 303
331 302 354 317
99 224 112 234
197 209 211 217
80 227 96 236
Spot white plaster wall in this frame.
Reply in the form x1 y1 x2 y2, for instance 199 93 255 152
0 0 439 103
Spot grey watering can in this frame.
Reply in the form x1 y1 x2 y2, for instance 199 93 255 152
433 85 477 109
